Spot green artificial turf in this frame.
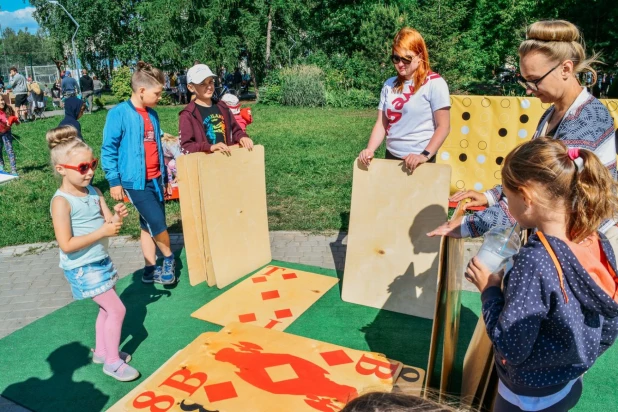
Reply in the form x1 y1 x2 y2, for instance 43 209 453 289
0 255 616 411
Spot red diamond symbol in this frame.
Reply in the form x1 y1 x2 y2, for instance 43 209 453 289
238 313 257 323
203 381 238 402
261 290 280 300
282 273 298 280
252 276 267 283
274 308 293 319
320 349 354 366
264 266 283 276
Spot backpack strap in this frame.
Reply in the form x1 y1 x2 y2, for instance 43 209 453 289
537 231 569 304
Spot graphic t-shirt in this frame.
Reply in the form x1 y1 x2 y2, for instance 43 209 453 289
135 107 161 180
197 104 226 145
378 73 450 158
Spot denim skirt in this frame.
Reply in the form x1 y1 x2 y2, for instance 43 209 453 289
63 257 118 300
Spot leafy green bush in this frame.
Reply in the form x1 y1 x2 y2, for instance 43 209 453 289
326 89 379 109
111 66 133 102
94 97 105 109
158 93 174 106
258 85 282 105
280 65 326 107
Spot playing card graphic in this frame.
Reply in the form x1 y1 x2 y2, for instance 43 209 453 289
109 324 403 412
191 266 339 331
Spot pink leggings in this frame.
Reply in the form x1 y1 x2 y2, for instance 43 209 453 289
92 288 126 365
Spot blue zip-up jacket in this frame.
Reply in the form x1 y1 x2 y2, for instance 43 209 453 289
101 100 165 190
481 232 618 397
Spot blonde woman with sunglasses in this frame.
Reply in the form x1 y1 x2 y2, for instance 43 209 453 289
429 20 616 246
358 27 451 172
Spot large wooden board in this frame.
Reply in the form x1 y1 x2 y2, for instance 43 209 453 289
199 145 272 289
107 333 218 412
176 153 213 286
108 323 403 412
341 160 451 318
460 316 495 408
191 265 339 331
425 202 465 396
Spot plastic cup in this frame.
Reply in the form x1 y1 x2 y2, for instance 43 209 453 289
475 226 521 273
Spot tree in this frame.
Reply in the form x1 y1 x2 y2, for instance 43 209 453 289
0 27 56 72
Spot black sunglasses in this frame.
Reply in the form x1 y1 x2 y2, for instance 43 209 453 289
518 63 561 91
390 54 416 65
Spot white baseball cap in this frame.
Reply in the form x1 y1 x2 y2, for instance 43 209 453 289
220 93 240 114
187 64 216 84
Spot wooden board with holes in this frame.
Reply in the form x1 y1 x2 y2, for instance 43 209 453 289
341 160 451 319
198 145 272 289
108 323 403 412
176 153 213 286
191 265 339 331
425 201 465 396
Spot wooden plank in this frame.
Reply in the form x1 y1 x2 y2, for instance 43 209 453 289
438 236 464 398
198 145 272 289
108 323 402 412
342 160 451 318
425 201 465 393
438 205 465 397
176 153 211 286
460 316 494 408
424 236 445 391
192 265 339 331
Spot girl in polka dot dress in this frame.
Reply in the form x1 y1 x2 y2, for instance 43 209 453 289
465 138 618 412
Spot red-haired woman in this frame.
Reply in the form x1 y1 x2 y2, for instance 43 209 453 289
358 27 451 171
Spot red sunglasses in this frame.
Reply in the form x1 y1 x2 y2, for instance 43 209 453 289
59 158 99 175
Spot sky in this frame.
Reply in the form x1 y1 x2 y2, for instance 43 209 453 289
0 0 39 33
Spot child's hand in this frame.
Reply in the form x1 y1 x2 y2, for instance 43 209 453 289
239 137 254 150
110 186 124 201
112 204 128 223
100 221 122 237
166 183 173 196
465 257 502 292
211 143 231 153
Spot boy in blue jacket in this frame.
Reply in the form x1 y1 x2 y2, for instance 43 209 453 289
101 62 176 285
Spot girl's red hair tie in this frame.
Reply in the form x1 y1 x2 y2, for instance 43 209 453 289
567 148 584 173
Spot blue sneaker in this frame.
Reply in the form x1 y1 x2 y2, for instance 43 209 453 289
154 259 176 285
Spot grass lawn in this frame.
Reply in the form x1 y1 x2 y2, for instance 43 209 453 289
0 104 379 247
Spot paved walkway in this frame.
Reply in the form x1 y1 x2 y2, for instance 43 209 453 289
0 231 481 411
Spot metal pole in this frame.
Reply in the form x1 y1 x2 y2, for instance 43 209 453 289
47 1 80 79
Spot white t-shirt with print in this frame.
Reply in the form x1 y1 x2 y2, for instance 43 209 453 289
378 74 450 158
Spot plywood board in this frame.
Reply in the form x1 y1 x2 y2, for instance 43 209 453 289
392 364 425 396
199 145 272 289
460 316 494 408
438 236 464 397
425 201 465 393
192 265 339 331
342 160 451 318
108 323 402 412
107 332 218 412
176 153 213 286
